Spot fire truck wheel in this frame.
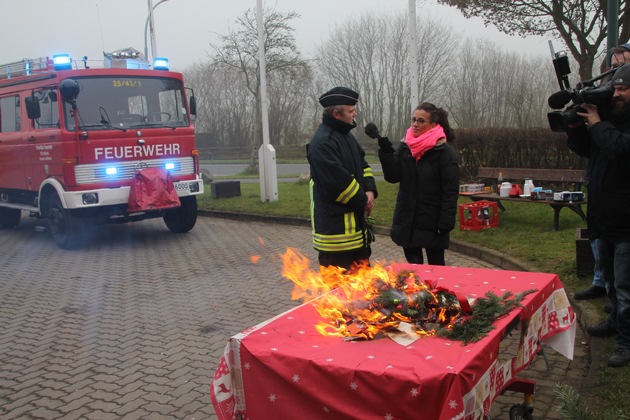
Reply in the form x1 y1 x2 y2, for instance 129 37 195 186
47 194 83 249
0 207 21 228
164 196 197 233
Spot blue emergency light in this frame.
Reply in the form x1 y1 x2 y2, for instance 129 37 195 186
164 162 175 170
153 57 169 71
105 167 118 176
52 54 73 70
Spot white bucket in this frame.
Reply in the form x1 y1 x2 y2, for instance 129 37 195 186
499 182 512 197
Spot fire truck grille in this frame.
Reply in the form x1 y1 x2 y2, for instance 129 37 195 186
74 157 195 185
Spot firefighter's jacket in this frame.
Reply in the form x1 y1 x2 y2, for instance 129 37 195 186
307 114 378 253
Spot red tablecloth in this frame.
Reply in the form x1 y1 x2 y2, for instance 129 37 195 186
211 264 575 420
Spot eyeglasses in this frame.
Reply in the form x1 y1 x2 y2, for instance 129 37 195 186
411 117 427 124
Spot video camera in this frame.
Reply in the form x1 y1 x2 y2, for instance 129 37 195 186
547 50 616 132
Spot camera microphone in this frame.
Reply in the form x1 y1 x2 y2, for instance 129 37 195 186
547 90 573 109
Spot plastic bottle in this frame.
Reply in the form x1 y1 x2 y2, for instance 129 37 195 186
482 207 490 225
496 172 503 194
523 179 535 197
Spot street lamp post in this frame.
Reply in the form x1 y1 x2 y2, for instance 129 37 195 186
144 0 170 62
408 0 418 112
257 0 278 202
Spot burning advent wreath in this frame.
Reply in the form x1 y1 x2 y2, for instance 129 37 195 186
329 270 534 344
281 249 535 345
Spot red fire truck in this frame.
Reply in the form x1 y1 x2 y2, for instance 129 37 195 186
0 50 203 248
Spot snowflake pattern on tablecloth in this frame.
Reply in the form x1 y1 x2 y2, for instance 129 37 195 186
213 355 229 380
488 365 497 392
494 366 506 393
548 311 559 331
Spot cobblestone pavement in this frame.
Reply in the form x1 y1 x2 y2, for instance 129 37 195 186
0 214 588 419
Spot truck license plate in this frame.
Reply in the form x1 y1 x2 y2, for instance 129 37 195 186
173 181 189 191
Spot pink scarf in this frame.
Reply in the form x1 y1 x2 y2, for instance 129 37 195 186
405 125 446 161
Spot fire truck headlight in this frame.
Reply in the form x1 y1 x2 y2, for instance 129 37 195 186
164 162 175 170
82 193 99 205
189 182 200 193
52 54 73 70
153 57 169 71
105 167 117 175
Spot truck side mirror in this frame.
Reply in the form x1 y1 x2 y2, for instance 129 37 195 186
186 87 196 116
189 95 196 116
25 96 41 120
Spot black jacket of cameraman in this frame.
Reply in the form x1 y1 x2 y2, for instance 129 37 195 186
567 114 630 241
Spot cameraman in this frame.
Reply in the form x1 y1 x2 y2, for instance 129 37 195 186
574 45 630 305
567 64 630 367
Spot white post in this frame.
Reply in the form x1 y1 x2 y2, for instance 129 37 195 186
256 0 278 202
147 0 158 61
408 0 419 112
144 0 169 61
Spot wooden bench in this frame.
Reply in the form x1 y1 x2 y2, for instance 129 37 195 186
477 167 586 191
461 167 587 231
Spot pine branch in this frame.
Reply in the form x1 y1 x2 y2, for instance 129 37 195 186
440 289 536 344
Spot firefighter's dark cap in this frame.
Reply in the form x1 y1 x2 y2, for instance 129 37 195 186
318 87 359 107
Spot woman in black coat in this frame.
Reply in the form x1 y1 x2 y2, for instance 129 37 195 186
365 102 459 265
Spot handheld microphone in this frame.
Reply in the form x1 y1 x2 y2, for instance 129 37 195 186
547 90 573 109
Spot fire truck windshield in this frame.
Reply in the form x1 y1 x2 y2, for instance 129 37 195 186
62 76 189 131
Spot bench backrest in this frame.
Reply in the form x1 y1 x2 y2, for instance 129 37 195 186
477 167 585 183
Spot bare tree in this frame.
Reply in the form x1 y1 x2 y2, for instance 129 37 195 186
184 62 255 148
267 71 312 146
209 6 311 166
437 0 630 80
313 12 458 141
443 38 556 128
187 9 563 156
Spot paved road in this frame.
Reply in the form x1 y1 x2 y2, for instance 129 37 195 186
0 214 588 419
201 163 382 177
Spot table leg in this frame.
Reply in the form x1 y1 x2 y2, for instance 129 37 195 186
550 204 562 231
550 204 586 231
567 204 587 222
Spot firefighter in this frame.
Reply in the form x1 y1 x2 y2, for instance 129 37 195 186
307 87 378 272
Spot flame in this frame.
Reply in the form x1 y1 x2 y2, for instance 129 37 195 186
280 248 463 340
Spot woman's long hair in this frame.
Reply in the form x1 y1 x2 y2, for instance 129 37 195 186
416 102 455 143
